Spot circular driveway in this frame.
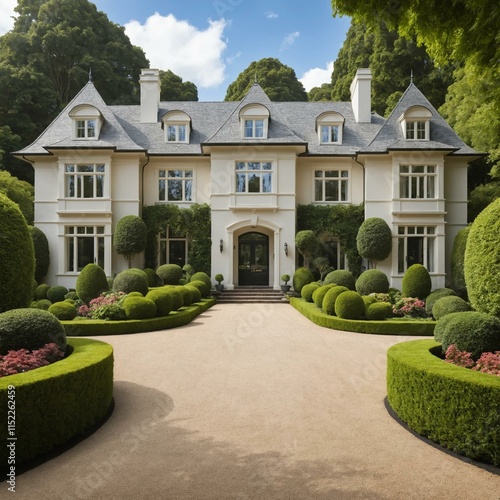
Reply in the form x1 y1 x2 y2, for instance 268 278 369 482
12 303 500 499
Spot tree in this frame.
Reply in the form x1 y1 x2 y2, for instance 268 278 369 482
308 83 333 102
295 230 323 268
356 217 392 268
225 58 307 102
160 70 198 101
0 171 34 224
114 215 147 268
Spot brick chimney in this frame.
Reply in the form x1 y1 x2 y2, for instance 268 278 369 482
140 69 161 123
350 68 372 123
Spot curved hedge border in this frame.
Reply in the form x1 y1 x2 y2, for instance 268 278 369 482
0 338 113 465
290 298 435 336
387 339 500 467
63 298 215 336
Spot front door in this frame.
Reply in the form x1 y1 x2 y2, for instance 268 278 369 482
238 232 269 286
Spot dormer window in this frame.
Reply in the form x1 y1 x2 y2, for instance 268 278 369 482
162 111 191 143
316 112 345 144
240 104 270 140
69 105 103 140
399 106 432 141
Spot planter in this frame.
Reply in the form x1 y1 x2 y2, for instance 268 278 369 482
281 285 291 293
215 284 224 292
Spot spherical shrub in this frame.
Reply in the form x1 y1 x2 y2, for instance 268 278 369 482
425 288 457 316
146 289 173 317
335 291 365 320
464 198 500 316
183 264 195 280
185 285 202 303
47 285 69 304
434 312 462 343
157 264 183 285
312 284 335 308
301 283 320 302
127 291 144 297
322 286 349 315
440 311 500 359
76 264 109 304
29 225 50 283
190 272 211 289
144 268 162 287
122 296 157 320
356 217 393 265
366 302 392 320
175 286 193 307
292 267 315 294
30 299 52 310
355 270 389 296
432 296 471 320
189 280 210 298
324 270 356 290
165 287 184 310
113 269 149 296
0 308 67 354
64 291 79 301
362 295 377 310
402 264 432 299
0 194 35 313
34 283 51 300
48 301 77 321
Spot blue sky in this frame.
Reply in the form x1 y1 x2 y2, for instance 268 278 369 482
0 0 351 101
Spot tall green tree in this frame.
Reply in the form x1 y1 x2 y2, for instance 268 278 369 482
225 58 307 102
160 70 198 101
114 215 148 269
308 83 333 102
0 171 34 224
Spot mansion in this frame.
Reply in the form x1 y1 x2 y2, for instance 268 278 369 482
17 68 478 290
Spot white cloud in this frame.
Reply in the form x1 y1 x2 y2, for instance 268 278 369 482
125 13 228 88
280 31 299 51
265 11 279 19
0 0 16 35
300 61 334 91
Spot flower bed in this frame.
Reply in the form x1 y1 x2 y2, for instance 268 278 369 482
387 339 500 467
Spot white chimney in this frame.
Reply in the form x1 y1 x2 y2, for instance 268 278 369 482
350 68 372 123
140 69 161 123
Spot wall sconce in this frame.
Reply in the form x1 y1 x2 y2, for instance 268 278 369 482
220 239 223 253
284 242 288 256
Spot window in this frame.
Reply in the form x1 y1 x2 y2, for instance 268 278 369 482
314 170 349 202
398 226 435 273
66 226 104 272
65 164 105 198
399 165 436 199
69 105 102 140
235 161 272 193
158 170 193 202
399 106 431 140
158 226 188 267
239 104 269 139
244 119 264 138
316 112 344 145
76 119 96 139
406 121 427 140
166 124 187 143
320 125 340 144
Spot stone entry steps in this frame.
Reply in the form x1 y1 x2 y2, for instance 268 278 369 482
215 286 288 304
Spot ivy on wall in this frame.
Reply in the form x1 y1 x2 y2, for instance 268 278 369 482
296 204 364 276
142 203 211 275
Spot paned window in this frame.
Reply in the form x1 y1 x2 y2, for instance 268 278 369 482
399 165 436 199
76 119 96 139
244 119 264 138
65 164 105 198
159 170 193 202
398 226 435 273
166 124 187 142
405 121 427 140
235 161 272 193
320 125 340 144
158 226 188 267
314 170 349 202
65 226 105 272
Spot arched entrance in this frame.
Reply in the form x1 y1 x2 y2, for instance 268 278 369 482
238 232 269 286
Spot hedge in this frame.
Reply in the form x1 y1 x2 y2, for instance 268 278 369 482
290 298 435 336
387 339 500 467
0 338 113 465
62 298 215 336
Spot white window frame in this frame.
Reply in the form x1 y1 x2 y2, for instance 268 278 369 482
242 118 267 139
314 169 350 203
405 120 429 140
397 226 436 274
235 161 273 193
399 165 436 199
166 123 188 143
158 226 188 267
65 163 105 199
319 124 342 144
65 225 105 273
158 169 194 202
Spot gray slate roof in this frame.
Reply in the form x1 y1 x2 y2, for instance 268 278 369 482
16 80 478 158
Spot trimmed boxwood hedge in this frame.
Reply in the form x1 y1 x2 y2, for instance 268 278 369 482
387 339 500 467
291 298 435 336
0 338 113 465
62 299 215 336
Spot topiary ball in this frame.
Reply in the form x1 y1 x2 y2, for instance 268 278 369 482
301 283 320 302
432 295 471 320
164 287 184 310
322 286 349 315
76 264 109 304
402 264 432 299
312 284 335 308
434 311 463 343
144 268 162 287
34 283 51 300
189 280 210 298
335 291 365 320
292 267 315 294
440 311 500 359
366 302 392 320
122 296 157 320
185 285 202 303
127 291 144 297
47 285 69 304
48 301 77 321
425 288 457 316
146 289 174 317
30 299 52 310
190 272 212 289
175 286 193 307
113 270 149 296
157 264 183 285
362 295 377 311
355 270 389 296
324 270 356 290
0 308 67 354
